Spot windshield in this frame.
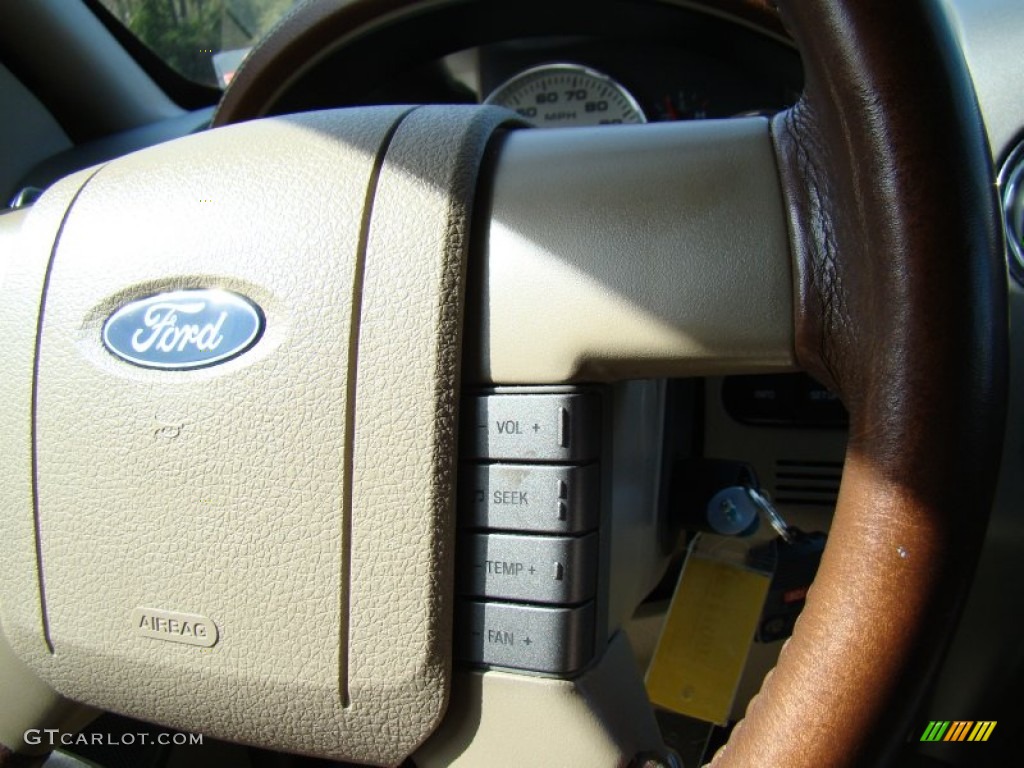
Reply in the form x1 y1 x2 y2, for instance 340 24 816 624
98 0 302 88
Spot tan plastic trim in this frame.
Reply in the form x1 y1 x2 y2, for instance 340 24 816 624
606 381 673 634
0 168 99 661
0 173 100 761
346 104 523 758
414 632 664 768
466 118 796 384
0 631 97 757
0 205 97 758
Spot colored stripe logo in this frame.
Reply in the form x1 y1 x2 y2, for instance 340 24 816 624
920 721 996 742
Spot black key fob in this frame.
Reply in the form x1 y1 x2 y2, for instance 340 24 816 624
748 530 827 643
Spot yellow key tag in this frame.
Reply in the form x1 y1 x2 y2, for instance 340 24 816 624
645 534 772 725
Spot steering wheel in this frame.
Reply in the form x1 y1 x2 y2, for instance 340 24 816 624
0 0 1006 767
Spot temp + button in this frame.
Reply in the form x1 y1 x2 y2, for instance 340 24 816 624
459 532 598 604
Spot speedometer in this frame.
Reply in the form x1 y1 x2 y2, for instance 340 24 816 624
484 63 647 128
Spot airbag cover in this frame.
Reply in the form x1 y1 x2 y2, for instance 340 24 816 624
0 105 512 764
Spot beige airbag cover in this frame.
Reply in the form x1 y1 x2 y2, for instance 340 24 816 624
0 106 512 765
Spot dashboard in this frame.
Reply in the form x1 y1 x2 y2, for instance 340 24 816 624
261 2 802 128
6 1 803 204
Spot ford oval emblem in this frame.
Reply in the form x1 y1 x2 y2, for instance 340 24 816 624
102 289 264 370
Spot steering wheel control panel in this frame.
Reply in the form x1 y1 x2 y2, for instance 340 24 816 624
456 389 605 675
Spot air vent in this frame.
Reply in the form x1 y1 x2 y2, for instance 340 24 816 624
773 459 842 508
999 141 1024 284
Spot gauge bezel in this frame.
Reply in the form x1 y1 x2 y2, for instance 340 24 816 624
483 62 647 127
998 139 1024 284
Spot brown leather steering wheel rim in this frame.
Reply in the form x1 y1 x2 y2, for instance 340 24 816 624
193 0 1008 766
714 1 1007 765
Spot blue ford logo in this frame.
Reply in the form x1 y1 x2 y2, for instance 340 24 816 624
102 289 264 370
